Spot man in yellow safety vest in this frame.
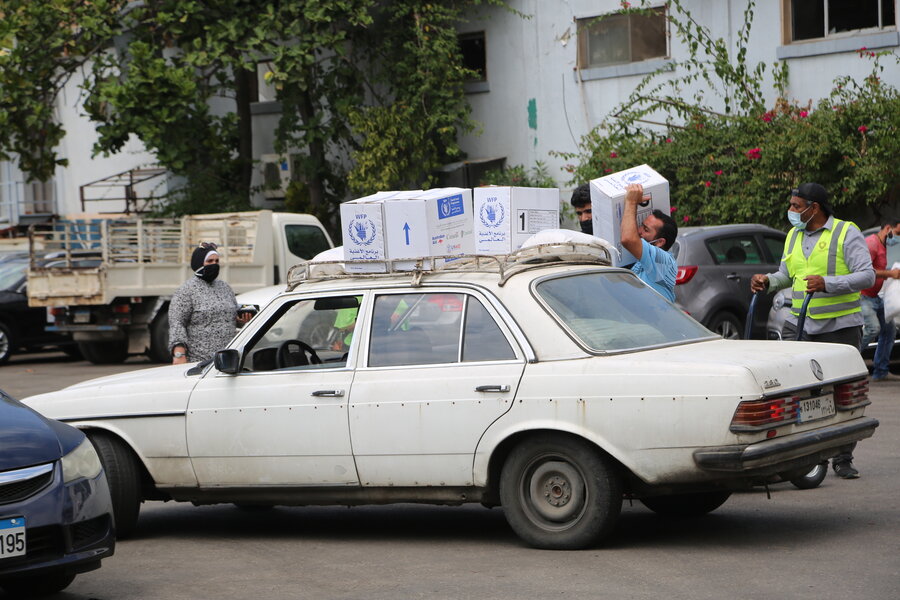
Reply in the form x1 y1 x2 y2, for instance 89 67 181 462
751 182 874 479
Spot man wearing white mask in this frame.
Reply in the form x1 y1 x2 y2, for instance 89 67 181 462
751 182 874 480
860 220 900 382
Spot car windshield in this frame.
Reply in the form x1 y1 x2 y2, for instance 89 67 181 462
0 259 28 291
535 271 715 352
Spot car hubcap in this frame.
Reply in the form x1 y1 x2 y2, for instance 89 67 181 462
526 460 585 523
718 320 739 339
0 330 9 358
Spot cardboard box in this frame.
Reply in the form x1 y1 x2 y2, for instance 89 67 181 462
340 188 473 272
473 186 560 254
589 164 670 266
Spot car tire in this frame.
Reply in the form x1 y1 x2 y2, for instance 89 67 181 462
640 491 732 517
87 431 142 538
149 310 171 363
0 322 13 365
0 571 76 596
790 461 829 490
499 434 622 550
78 339 128 364
707 311 743 340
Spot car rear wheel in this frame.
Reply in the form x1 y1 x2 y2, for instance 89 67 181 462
149 310 171 363
0 322 13 364
640 491 732 517
499 435 622 549
0 571 76 596
87 431 142 538
707 311 742 339
790 461 828 490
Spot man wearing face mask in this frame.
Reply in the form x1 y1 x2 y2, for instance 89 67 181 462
620 183 678 302
860 220 900 382
570 183 593 235
751 183 874 479
169 242 252 365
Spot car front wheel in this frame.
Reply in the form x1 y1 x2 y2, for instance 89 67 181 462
499 435 622 550
707 311 742 339
0 322 13 364
790 461 828 489
87 431 142 538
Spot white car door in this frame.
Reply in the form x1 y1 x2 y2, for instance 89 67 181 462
186 293 363 486
349 289 526 487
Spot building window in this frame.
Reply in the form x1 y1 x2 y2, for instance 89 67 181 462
790 0 896 42
458 31 487 82
577 6 667 69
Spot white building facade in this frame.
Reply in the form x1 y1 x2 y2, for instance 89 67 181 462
456 0 899 188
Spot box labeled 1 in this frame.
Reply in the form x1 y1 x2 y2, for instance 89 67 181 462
474 186 560 254
383 188 474 270
590 164 670 266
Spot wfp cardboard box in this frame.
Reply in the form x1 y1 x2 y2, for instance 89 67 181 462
473 186 560 254
340 188 473 272
589 164 670 267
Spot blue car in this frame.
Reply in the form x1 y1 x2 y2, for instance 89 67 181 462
0 388 115 596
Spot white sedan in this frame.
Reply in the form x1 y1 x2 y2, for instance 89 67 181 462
22 243 878 549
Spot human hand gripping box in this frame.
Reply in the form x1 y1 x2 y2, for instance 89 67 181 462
341 188 473 272
474 186 560 254
589 164 670 267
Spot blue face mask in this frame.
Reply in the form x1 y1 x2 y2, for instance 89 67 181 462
787 204 813 230
887 234 900 247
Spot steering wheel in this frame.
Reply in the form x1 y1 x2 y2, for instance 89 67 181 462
275 339 322 369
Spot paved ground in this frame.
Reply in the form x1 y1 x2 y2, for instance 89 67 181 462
2 351 898 599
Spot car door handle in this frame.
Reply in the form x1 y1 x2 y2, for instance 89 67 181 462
726 273 741 281
311 389 345 397
475 385 510 393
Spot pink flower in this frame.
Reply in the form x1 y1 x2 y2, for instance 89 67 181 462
609 151 618 158
799 110 808 118
620 1 631 8
704 181 712 187
665 138 673 143
670 206 678 214
761 114 772 122
859 47 868 52
745 148 762 160
858 125 868 133
714 170 723 176
869 52 876 57
682 216 691 224
604 168 613 173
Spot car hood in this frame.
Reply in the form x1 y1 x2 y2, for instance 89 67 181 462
23 363 203 422
0 395 62 470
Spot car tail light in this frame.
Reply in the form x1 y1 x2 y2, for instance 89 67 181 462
50 307 66 317
834 378 869 410
730 395 799 431
112 304 131 314
676 265 698 285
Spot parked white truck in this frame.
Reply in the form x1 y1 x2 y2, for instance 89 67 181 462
26 211 333 364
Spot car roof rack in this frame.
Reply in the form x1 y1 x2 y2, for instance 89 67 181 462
286 241 614 290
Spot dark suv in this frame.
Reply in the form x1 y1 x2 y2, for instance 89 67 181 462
670 224 786 339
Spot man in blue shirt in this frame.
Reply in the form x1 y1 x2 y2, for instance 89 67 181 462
619 183 678 302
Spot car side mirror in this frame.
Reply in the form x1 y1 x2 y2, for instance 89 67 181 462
214 349 241 374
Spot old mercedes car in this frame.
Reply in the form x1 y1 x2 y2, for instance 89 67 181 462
21 242 878 550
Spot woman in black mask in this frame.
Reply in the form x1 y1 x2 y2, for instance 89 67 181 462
169 242 251 364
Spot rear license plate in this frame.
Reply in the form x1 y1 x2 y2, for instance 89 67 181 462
73 309 91 324
798 394 836 423
0 517 26 559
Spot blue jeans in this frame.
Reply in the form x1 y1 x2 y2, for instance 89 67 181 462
860 295 896 379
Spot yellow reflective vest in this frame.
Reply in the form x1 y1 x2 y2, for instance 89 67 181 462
782 218 861 320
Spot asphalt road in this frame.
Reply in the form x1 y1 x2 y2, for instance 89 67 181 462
2 352 899 600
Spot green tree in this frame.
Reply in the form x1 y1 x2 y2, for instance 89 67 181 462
559 0 900 228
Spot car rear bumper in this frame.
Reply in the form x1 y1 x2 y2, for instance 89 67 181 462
693 417 879 472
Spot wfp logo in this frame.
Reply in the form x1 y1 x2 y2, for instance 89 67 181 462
621 170 652 185
479 201 505 228
347 217 377 246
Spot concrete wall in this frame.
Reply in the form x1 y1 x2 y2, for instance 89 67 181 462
457 0 900 194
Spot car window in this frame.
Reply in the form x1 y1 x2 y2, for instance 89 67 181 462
284 224 331 259
462 297 516 362
242 295 361 371
0 260 28 291
763 235 786 264
369 293 463 367
535 272 713 352
706 236 764 265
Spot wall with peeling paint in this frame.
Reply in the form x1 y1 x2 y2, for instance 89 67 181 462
457 0 900 194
